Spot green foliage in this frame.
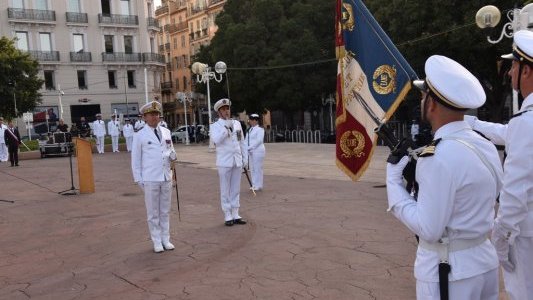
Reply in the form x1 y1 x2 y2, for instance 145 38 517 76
0 37 43 119
20 140 39 152
195 0 337 116
366 0 518 122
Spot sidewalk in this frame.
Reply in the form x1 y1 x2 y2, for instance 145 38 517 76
0 143 507 299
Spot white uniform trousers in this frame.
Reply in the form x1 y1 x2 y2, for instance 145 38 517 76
125 136 133 152
217 166 242 221
111 135 119 152
502 236 533 300
249 151 265 190
416 268 498 300
96 136 105 153
143 181 172 245
0 142 7 162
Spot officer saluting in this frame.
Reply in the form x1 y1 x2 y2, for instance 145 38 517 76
387 55 503 299
466 30 533 300
131 101 177 253
210 98 248 226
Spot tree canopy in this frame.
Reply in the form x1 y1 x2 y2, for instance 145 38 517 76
195 0 337 115
197 0 520 123
0 37 43 119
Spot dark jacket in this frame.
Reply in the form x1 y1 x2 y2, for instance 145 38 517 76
4 127 21 147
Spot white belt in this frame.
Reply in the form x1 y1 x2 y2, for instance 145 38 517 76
419 236 487 253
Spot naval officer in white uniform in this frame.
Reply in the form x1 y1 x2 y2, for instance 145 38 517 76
122 118 134 152
210 98 248 226
247 113 265 191
131 101 177 253
465 30 533 300
387 55 503 299
92 113 106 154
107 114 121 152
0 117 8 162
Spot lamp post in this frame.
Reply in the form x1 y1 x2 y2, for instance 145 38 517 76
191 61 227 149
476 4 533 113
322 94 335 135
177 91 192 145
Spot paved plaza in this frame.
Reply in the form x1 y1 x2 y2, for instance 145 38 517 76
0 143 507 299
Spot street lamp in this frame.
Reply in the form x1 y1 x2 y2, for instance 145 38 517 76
476 4 533 113
177 91 192 145
322 94 335 135
191 61 227 149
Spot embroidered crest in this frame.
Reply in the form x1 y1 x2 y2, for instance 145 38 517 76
372 65 397 95
340 130 366 158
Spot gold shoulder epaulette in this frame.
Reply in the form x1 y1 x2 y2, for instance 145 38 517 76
419 138 441 157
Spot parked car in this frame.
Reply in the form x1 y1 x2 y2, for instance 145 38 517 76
171 125 207 143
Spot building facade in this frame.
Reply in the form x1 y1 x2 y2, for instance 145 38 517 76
1 0 165 131
155 0 226 129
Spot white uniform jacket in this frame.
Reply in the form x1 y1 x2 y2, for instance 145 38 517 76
107 120 121 136
247 125 265 154
210 119 248 168
92 120 106 137
131 125 175 183
123 124 134 138
388 121 503 282
134 120 145 131
468 95 533 240
0 124 7 143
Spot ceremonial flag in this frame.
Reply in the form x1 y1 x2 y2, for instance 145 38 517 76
335 0 418 181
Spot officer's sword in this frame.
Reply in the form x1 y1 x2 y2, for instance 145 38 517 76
171 162 181 221
242 167 256 196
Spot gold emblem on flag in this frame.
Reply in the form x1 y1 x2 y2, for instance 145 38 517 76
341 3 355 31
340 130 365 158
372 65 397 95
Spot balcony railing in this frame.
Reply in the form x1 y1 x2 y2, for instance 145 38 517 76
208 0 225 6
161 81 173 91
166 62 172 69
66 12 88 23
155 5 169 16
147 17 159 28
165 43 170 50
98 14 138 25
70 52 92 62
142 53 165 64
28 50 60 61
102 52 142 62
8 8 56 21
158 45 165 52
169 22 188 33
191 6 204 15
163 24 171 32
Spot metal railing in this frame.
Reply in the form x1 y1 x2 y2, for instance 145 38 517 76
209 0 225 6
161 81 173 90
168 22 188 33
70 52 91 62
155 5 168 16
66 12 88 23
8 8 56 21
142 53 165 63
101 52 142 62
165 43 170 50
28 50 60 61
98 14 138 25
147 17 159 28
264 128 322 144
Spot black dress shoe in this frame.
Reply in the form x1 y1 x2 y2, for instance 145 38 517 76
225 220 234 226
15 164 19 166
233 218 247 225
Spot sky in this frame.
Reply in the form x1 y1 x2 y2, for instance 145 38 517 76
154 0 161 7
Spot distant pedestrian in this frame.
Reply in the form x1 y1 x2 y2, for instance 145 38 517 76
123 119 134 152
132 101 177 253
247 114 265 191
4 121 21 167
210 98 248 226
107 114 121 152
159 116 168 129
78 117 91 138
0 117 8 163
57 119 68 133
92 113 106 154
410 119 419 142
134 114 145 132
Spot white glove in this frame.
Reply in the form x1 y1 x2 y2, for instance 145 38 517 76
491 225 515 272
386 156 410 211
137 181 145 192
464 115 478 129
225 119 234 130
169 151 177 161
